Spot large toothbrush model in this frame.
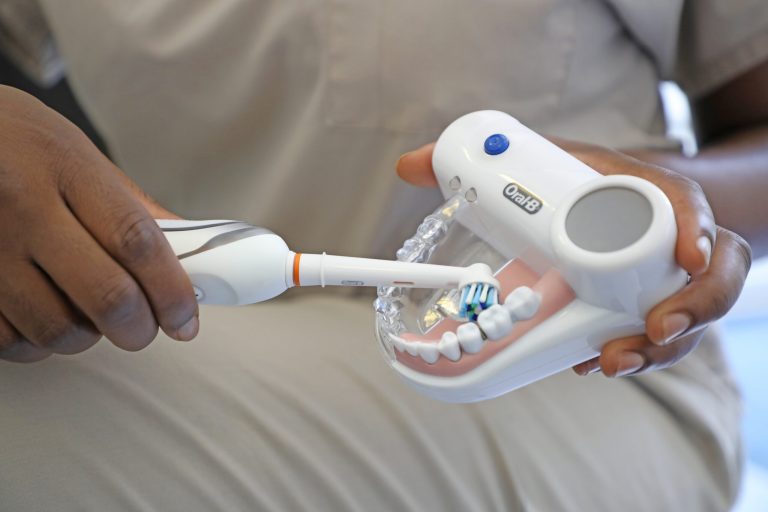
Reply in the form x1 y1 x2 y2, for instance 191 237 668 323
376 111 689 403
158 219 499 311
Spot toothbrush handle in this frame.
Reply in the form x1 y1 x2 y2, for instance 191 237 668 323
157 219 293 305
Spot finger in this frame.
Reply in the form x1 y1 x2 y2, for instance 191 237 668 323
566 146 716 276
110 167 181 220
29 205 160 351
645 227 751 346
653 172 715 277
572 356 601 376
0 258 101 354
57 151 198 340
598 331 703 378
0 312 51 363
52 128 181 220
396 143 438 187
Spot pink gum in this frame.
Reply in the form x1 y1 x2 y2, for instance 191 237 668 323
397 260 575 376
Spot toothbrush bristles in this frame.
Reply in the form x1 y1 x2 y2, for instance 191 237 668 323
458 283 499 321
459 285 471 309
465 283 477 305
479 284 489 303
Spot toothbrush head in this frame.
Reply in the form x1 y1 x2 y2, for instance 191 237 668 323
458 282 498 321
456 263 500 321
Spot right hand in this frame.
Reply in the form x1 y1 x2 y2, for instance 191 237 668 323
0 86 199 362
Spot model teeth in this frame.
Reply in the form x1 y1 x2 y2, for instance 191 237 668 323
438 331 461 361
404 342 420 357
457 322 485 353
392 286 541 363
477 304 514 340
504 286 541 321
417 342 440 364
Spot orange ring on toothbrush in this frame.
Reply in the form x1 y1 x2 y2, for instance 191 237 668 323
293 252 302 286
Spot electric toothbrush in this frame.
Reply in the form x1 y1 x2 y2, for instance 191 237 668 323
157 219 499 314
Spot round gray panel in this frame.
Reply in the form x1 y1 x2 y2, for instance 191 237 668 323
565 187 652 252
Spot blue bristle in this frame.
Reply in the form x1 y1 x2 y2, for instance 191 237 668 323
488 287 498 306
459 284 470 317
479 283 489 304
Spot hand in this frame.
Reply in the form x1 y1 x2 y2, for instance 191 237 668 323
396 140 751 377
0 86 199 363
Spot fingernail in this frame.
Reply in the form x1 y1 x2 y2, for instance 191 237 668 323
176 316 199 341
659 312 691 345
574 358 601 376
697 236 712 269
614 352 646 377
586 364 601 375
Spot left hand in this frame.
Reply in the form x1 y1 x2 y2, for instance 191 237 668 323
396 140 751 378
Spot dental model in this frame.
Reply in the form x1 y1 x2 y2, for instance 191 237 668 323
158 219 499 312
374 111 689 403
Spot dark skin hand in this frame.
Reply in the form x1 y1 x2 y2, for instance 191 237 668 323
396 58 768 378
0 85 199 362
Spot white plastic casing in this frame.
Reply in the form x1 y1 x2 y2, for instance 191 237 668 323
380 111 689 402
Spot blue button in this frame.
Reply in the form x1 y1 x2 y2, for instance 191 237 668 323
484 133 509 155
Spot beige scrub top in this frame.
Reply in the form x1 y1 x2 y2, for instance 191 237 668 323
33 0 768 258
1 1 768 510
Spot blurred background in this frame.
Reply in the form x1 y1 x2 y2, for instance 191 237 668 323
661 81 768 512
1 50 765 511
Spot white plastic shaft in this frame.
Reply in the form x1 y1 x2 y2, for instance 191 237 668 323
294 252 497 289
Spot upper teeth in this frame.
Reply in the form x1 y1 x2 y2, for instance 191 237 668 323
504 286 541 321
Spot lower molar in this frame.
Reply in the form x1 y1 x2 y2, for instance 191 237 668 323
477 304 514 340
457 322 485 353
504 286 541 321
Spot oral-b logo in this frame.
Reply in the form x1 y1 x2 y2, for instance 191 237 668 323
503 182 542 214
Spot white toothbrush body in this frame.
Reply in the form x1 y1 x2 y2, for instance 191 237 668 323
157 219 498 306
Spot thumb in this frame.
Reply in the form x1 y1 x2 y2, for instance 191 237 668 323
645 226 750 345
396 143 438 187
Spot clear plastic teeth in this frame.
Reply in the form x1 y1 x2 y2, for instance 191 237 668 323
416 215 448 244
375 195 468 350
